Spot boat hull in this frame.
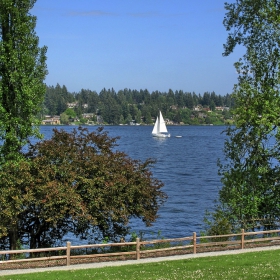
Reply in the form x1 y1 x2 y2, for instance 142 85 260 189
152 133 171 138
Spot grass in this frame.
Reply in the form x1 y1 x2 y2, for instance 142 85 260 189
1 249 280 279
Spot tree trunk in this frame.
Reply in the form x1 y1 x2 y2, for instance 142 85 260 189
9 223 19 259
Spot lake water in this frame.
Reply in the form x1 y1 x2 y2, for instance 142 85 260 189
40 125 227 241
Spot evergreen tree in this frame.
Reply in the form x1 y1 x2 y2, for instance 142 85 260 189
43 85 234 125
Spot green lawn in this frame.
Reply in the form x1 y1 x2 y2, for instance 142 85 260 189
1 249 280 279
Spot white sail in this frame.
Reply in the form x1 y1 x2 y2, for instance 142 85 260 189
158 111 168 133
152 111 170 138
152 116 159 135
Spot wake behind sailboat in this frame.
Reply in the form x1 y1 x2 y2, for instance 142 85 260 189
152 111 171 138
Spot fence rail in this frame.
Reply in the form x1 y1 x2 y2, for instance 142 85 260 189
1 229 280 269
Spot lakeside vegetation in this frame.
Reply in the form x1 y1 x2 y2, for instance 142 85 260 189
1 4 280 279
42 85 235 126
2 249 280 279
206 0 280 237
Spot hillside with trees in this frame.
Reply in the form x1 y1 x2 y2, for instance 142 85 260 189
42 85 234 125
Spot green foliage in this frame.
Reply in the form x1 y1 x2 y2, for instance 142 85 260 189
101 237 109 244
0 0 47 162
208 0 280 234
148 231 172 249
43 85 234 125
198 231 209 244
0 127 167 250
204 208 232 241
59 112 69 124
15 240 25 259
64 108 76 118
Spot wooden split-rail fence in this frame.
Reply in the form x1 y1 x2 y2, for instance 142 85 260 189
1 229 280 269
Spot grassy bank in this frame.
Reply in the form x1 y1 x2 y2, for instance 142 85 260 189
1 249 280 279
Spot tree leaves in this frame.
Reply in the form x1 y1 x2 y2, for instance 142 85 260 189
0 127 167 249
0 0 47 162
208 0 280 234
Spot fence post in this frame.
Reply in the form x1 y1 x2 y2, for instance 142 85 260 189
241 229 245 250
193 232 197 254
66 241 71 266
136 238 140 260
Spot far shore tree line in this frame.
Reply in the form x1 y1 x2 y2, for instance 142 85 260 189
43 85 235 125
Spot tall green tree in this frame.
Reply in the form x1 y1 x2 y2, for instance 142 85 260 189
207 0 280 233
0 0 47 250
0 0 47 162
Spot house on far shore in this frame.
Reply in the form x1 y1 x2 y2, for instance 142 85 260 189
81 113 94 119
41 115 61 125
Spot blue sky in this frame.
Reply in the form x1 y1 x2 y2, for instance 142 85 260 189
32 0 242 96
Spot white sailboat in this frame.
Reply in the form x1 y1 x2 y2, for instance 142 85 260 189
152 111 171 138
